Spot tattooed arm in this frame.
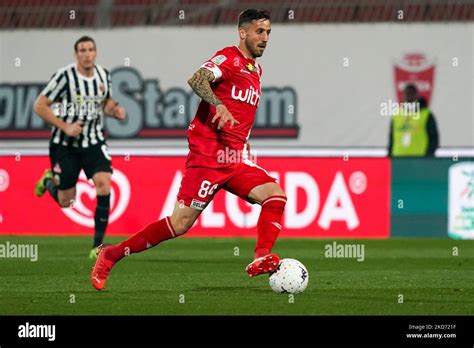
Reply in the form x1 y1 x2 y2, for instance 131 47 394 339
187 68 222 107
187 68 240 129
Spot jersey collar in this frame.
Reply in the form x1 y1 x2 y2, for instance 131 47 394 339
75 63 98 81
234 45 256 63
234 46 260 73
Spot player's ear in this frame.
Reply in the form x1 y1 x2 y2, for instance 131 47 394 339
238 27 246 40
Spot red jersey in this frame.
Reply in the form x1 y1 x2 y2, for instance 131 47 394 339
187 46 262 168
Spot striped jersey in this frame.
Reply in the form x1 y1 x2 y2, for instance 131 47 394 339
40 63 112 148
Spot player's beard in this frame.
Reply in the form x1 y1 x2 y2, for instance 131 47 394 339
81 62 95 72
245 40 263 59
79 57 95 71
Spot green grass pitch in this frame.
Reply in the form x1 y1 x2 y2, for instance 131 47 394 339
0 236 472 315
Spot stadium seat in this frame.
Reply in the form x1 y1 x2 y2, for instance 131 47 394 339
1 0 472 28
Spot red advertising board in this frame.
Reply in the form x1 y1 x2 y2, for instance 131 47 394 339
0 156 390 238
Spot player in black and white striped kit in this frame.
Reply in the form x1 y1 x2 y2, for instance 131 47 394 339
34 36 126 258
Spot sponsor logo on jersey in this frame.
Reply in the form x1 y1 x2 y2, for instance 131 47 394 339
246 63 259 72
240 69 251 75
211 55 227 65
190 199 206 210
231 85 260 106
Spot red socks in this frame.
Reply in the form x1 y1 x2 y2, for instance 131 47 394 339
105 216 176 262
104 196 286 262
254 195 287 259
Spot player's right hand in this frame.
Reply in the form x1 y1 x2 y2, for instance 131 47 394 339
212 104 240 130
63 121 83 137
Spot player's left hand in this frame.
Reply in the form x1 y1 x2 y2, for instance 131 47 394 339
212 104 240 130
113 105 126 120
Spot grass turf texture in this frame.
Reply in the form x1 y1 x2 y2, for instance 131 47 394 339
0 237 472 315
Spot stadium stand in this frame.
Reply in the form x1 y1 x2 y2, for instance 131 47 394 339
0 0 472 28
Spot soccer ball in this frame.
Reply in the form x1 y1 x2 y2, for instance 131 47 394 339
269 258 309 294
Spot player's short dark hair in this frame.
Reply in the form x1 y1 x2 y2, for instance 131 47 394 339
238 9 270 27
74 36 96 52
404 84 418 94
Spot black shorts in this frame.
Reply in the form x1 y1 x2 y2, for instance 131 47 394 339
49 142 113 190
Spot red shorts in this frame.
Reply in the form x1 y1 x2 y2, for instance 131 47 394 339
177 160 277 210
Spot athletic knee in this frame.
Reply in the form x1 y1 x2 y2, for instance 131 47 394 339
171 216 194 236
58 196 74 208
274 189 287 202
95 180 110 195
263 188 287 206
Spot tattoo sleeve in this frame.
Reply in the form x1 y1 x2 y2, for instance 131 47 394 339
187 68 222 107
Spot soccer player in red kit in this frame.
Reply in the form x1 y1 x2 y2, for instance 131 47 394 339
91 9 287 290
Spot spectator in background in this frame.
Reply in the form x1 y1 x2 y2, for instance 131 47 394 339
388 84 439 157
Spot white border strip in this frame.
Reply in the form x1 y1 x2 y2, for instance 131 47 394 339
0 147 472 157
435 149 474 157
